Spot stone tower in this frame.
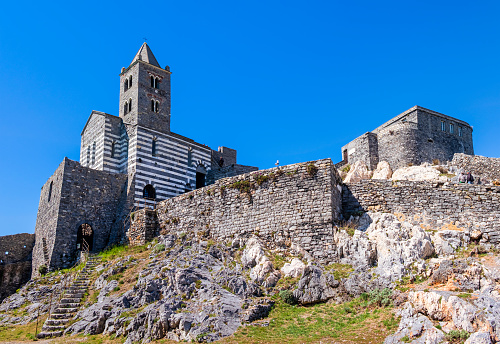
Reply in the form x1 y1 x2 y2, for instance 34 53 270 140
119 43 172 133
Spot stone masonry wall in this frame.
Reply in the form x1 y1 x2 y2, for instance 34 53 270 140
343 180 500 244
206 164 259 186
128 159 343 263
451 153 500 184
33 158 128 275
0 234 35 301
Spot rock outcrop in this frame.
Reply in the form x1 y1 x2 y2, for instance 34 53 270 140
372 161 393 180
391 165 448 182
344 161 373 183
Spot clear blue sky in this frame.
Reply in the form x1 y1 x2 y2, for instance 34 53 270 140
1 0 500 236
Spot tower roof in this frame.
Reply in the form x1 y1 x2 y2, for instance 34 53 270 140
130 42 160 67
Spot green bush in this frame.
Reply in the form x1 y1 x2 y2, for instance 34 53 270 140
306 163 318 176
445 330 470 342
38 265 48 275
154 243 166 253
279 289 297 305
360 288 392 307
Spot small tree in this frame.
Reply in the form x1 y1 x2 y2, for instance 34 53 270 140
38 265 48 275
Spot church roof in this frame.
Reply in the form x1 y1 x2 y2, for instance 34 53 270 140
130 43 160 67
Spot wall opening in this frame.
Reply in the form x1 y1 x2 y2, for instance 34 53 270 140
196 165 207 189
48 181 53 202
342 149 348 162
76 223 93 251
143 184 156 199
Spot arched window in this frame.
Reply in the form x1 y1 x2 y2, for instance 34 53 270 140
128 98 132 112
92 142 96 165
152 138 157 156
143 184 156 199
151 99 159 113
124 101 128 115
154 78 159 89
48 181 53 202
111 141 116 158
124 79 128 92
151 75 155 87
129 75 132 87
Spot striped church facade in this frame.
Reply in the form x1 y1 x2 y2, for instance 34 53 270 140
33 43 257 274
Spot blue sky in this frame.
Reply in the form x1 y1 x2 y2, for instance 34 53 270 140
1 0 500 236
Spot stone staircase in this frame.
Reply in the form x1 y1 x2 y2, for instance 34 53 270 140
37 254 100 339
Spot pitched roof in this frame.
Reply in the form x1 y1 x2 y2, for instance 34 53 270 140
130 42 160 67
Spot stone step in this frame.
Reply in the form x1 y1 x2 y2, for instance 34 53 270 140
54 307 79 313
50 313 73 319
37 330 63 339
64 292 84 298
45 319 69 326
42 324 66 331
58 302 80 308
61 298 82 304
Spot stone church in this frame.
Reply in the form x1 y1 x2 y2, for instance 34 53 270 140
32 43 256 275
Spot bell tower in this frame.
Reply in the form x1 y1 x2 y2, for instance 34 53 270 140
119 43 171 133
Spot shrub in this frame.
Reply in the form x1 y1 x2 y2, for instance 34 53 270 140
445 329 469 342
407 163 414 167
154 244 166 253
230 180 252 193
307 163 318 176
38 265 48 275
360 288 392 307
255 174 269 186
432 159 440 165
341 164 351 173
279 289 297 305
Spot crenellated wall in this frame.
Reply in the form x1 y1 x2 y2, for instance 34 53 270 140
128 159 343 263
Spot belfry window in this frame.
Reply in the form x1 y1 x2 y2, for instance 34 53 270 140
150 76 159 89
124 101 128 115
111 141 116 158
128 98 132 112
129 75 132 87
143 184 156 200
124 79 128 92
441 121 446 131
86 146 91 166
151 99 159 113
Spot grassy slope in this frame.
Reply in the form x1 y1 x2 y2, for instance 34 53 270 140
0 243 399 344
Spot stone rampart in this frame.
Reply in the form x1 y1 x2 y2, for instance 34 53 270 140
343 180 500 243
206 164 259 186
451 153 500 184
128 159 343 263
0 234 35 301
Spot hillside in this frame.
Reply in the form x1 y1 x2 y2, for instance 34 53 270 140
0 211 499 343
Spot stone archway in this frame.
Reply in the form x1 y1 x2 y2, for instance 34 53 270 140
76 223 93 251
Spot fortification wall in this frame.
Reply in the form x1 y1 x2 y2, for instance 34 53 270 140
0 233 35 302
128 159 343 263
451 154 500 184
33 158 128 275
377 122 420 169
343 180 500 244
341 132 379 170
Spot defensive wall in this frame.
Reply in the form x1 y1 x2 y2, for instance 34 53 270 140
451 153 500 184
0 234 35 301
343 180 500 243
33 158 128 275
128 159 343 263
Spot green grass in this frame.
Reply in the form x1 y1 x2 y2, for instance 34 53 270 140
325 263 354 280
224 294 398 344
98 244 147 261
